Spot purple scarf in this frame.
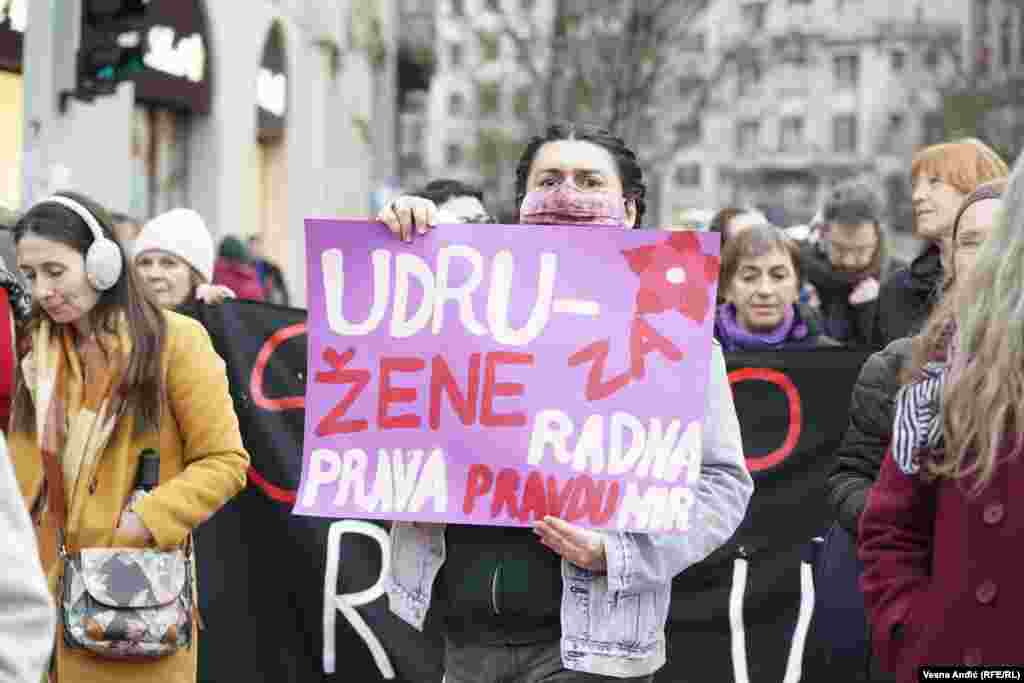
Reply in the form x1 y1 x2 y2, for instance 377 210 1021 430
714 303 812 352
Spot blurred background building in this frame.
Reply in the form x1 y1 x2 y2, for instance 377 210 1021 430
3 0 399 307
396 0 1023 260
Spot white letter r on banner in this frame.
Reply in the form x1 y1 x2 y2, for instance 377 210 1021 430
323 520 396 679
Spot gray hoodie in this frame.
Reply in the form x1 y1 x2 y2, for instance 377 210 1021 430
0 434 56 683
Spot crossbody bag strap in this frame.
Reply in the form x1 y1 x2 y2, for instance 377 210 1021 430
38 446 70 557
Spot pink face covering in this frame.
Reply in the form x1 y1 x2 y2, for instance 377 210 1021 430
520 181 628 227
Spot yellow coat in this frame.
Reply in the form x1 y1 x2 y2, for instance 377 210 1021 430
11 310 250 683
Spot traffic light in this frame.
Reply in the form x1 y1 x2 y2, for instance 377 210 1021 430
73 1 151 100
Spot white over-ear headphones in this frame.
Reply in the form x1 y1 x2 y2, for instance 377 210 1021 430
39 195 124 291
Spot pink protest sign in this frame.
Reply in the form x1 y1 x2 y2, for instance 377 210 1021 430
294 219 721 533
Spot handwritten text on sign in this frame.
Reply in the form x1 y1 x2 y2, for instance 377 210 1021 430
295 220 720 533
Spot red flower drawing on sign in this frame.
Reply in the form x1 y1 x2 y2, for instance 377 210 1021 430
621 232 720 323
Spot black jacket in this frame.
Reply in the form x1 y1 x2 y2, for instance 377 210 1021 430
801 244 905 349
872 244 942 347
827 337 913 537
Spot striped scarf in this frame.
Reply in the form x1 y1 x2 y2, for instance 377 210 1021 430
892 361 947 475
22 316 130 524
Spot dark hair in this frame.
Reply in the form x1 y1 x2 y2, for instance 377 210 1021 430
514 122 647 227
709 207 745 236
110 211 138 225
719 223 803 293
822 178 884 226
218 235 251 263
416 179 485 206
10 191 167 436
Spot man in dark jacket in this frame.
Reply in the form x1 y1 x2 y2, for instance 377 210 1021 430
801 179 904 348
809 338 911 682
871 244 942 347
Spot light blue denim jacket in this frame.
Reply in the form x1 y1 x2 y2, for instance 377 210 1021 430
386 342 753 678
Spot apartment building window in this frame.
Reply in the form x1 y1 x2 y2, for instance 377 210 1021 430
922 111 945 145
446 143 463 166
1015 7 1024 65
888 112 905 134
486 0 501 11
478 82 499 116
741 2 767 31
737 61 762 97
833 114 858 153
924 47 939 70
449 92 465 116
779 116 804 151
451 43 463 68
675 163 701 187
513 87 531 117
883 112 905 152
521 0 534 10
674 120 702 146
737 120 761 154
479 33 499 61
890 50 906 72
1001 17 1012 68
781 35 808 65
451 0 464 17
834 54 859 88
789 0 812 4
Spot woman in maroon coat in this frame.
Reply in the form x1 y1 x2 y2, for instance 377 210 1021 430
859 161 1024 681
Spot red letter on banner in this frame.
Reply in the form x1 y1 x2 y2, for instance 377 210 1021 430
314 347 370 436
480 352 532 427
428 353 481 429
378 357 426 429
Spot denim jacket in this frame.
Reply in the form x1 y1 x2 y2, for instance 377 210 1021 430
386 342 753 678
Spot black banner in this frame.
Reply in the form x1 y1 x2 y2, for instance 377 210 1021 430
191 301 870 682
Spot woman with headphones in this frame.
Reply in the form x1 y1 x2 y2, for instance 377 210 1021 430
7 191 249 683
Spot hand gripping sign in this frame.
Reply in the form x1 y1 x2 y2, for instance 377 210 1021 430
295 220 721 533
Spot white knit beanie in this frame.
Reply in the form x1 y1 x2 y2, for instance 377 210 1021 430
133 208 215 283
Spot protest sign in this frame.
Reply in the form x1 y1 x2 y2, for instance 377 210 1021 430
294 220 721 532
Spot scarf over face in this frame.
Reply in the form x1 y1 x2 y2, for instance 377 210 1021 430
520 180 628 227
22 315 131 531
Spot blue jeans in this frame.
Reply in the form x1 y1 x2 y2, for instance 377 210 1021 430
442 638 655 683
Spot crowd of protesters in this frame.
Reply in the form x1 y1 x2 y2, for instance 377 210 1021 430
380 132 1020 682
0 120 1021 683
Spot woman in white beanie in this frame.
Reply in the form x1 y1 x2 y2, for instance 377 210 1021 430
134 208 236 308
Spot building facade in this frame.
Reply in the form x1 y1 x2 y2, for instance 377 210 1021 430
398 0 551 217
16 0 397 307
663 0 965 231
959 0 1024 161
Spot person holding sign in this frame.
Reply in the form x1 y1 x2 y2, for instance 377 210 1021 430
376 123 753 682
713 223 837 352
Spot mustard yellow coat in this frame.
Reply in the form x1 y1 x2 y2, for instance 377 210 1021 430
11 310 250 683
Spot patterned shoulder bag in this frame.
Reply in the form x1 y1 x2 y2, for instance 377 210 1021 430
48 450 195 659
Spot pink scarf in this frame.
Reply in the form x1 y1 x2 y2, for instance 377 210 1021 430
520 182 627 227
